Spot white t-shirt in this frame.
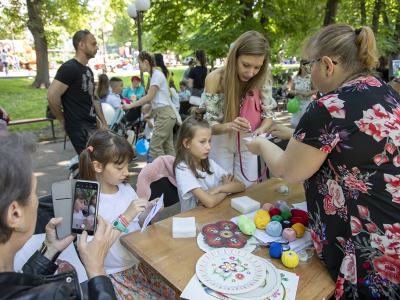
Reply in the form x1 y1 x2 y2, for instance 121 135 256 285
175 159 228 212
98 183 140 274
105 92 121 110
150 69 170 108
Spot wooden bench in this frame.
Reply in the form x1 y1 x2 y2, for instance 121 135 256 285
8 118 56 139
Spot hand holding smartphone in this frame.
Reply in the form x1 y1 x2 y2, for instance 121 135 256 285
71 180 100 235
52 180 74 239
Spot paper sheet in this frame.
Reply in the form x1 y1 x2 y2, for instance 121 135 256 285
141 194 164 233
291 201 308 212
14 233 88 283
173 217 197 238
181 263 299 300
243 133 273 143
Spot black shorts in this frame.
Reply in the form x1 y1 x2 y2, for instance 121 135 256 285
66 123 97 154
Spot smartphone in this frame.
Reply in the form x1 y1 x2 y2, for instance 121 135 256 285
71 180 100 235
52 180 74 239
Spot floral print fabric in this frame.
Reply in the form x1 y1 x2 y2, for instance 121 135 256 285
108 263 176 300
294 76 400 299
202 91 274 127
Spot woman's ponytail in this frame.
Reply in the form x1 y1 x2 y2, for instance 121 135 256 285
304 24 379 76
355 26 379 72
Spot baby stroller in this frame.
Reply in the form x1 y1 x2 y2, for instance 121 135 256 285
67 103 128 179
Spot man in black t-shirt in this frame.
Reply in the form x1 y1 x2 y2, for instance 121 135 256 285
48 29 107 154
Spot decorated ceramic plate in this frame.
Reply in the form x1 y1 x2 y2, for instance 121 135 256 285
230 259 281 300
197 232 257 253
196 248 266 295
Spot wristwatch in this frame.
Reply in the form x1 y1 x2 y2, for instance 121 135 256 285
39 242 61 262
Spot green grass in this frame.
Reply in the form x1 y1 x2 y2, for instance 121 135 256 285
0 78 49 132
0 68 186 132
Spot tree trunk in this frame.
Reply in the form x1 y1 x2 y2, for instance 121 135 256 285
372 0 383 33
26 0 50 88
323 0 340 26
360 0 366 25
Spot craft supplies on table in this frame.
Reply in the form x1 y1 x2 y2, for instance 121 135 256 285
181 254 299 300
231 196 261 214
172 217 196 238
231 211 312 253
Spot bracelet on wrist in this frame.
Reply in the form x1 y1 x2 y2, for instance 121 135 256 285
112 217 129 233
119 214 129 227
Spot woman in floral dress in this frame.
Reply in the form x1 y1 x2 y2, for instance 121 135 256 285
247 24 400 299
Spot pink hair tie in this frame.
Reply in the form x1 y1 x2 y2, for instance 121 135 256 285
87 146 94 153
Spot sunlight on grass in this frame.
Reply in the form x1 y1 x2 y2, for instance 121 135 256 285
0 68 186 132
0 78 49 131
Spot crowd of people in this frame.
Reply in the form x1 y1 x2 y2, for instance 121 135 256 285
1 23 400 300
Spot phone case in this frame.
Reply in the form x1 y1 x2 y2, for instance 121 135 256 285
51 180 75 239
72 180 100 235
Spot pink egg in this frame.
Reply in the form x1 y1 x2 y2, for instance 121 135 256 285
282 228 297 242
262 203 274 211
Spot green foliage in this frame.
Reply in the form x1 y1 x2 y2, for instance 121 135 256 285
1 0 400 68
1 0 91 48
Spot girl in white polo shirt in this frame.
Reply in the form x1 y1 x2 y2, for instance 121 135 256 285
174 116 245 212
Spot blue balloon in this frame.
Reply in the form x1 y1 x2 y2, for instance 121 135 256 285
135 138 149 156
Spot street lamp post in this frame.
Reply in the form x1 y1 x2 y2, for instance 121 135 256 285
127 0 151 84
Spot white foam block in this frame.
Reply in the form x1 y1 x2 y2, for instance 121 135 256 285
231 196 260 214
172 217 196 238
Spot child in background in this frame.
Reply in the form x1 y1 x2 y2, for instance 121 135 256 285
79 130 175 299
178 80 191 102
96 74 110 103
142 104 154 163
142 104 154 142
105 77 124 110
169 78 180 112
174 116 245 212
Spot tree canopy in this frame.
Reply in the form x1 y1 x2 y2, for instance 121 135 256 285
0 0 399 87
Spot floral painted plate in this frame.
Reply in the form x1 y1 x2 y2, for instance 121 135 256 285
196 248 266 295
197 232 257 253
229 259 281 300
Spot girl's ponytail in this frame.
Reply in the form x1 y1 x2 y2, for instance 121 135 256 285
79 148 97 181
355 26 379 72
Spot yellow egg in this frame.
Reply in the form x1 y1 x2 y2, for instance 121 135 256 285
281 250 299 268
291 223 306 238
254 210 271 229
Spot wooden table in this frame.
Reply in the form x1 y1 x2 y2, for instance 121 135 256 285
121 178 335 299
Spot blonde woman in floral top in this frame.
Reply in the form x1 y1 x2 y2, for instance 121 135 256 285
201 31 274 187
247 25 400 299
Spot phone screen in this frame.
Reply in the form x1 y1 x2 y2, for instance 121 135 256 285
71 180 99 235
